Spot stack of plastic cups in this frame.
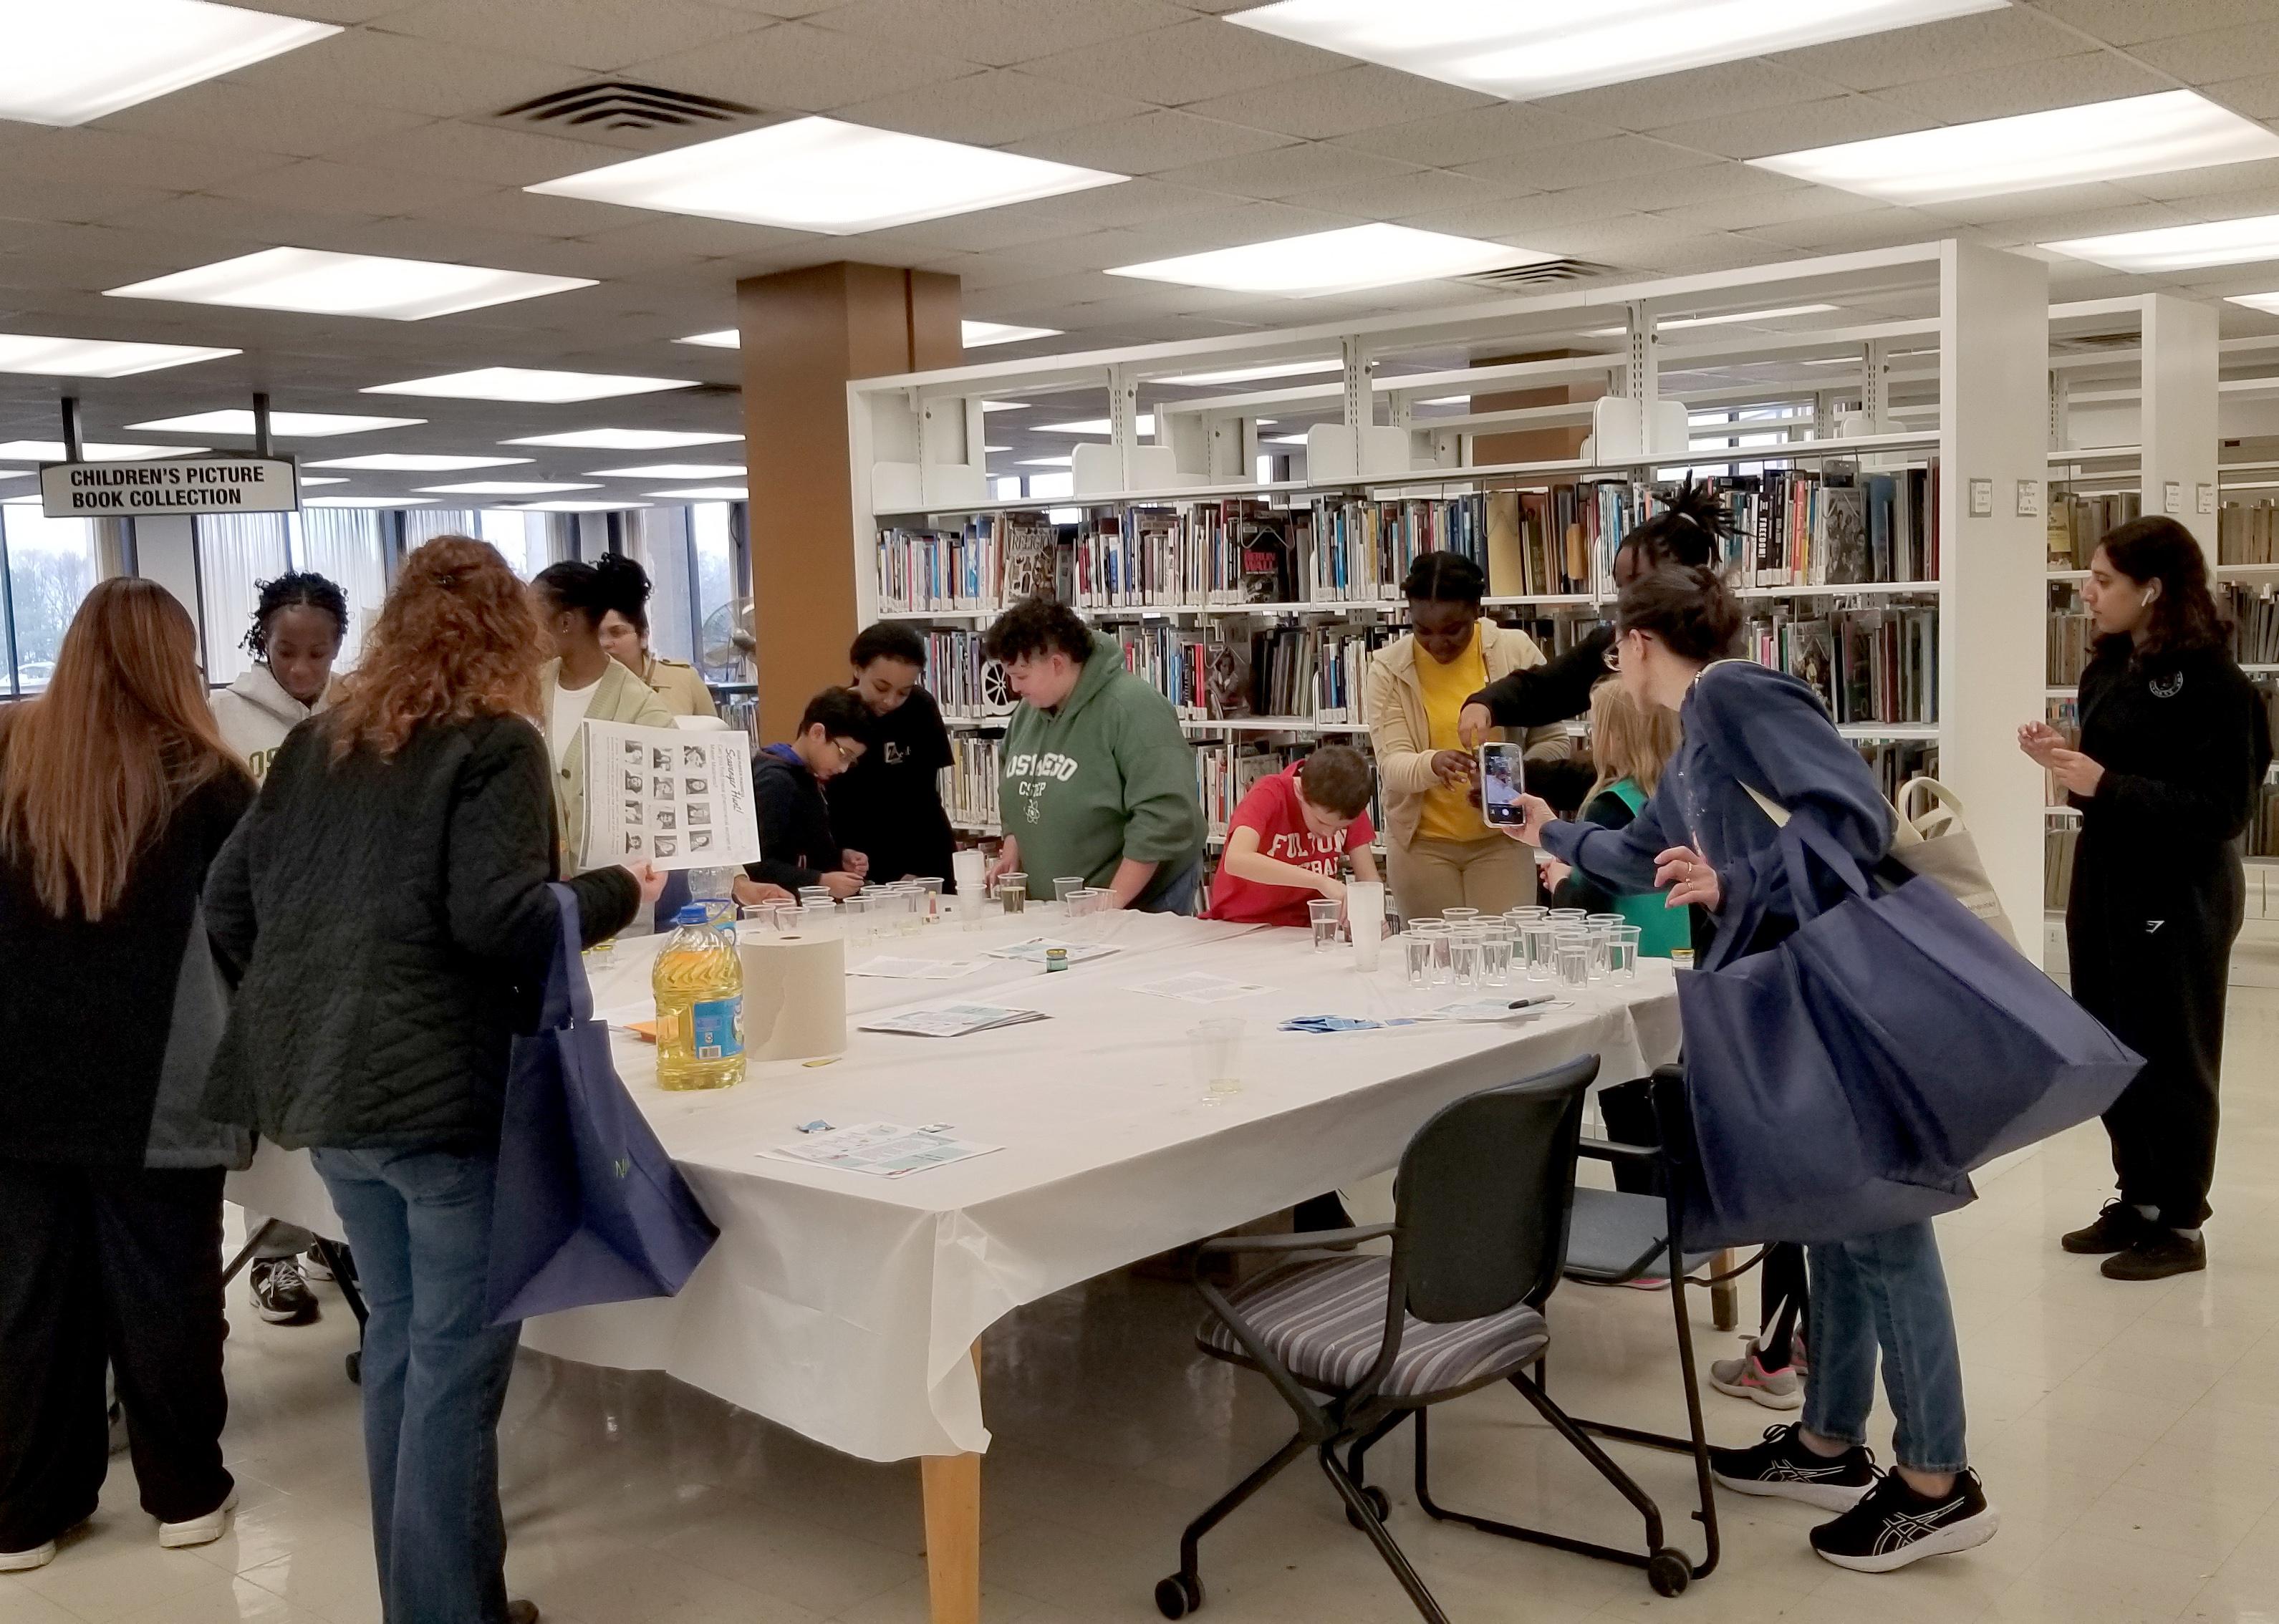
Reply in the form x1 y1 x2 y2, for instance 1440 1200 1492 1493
1347 879 1386 973
799 885 833 911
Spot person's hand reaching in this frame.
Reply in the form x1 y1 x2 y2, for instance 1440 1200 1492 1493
1654 845 1720 912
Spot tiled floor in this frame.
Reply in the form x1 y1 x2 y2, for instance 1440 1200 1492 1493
8 988 2278 1624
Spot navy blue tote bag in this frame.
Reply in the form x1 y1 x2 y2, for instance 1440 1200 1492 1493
1675 816 2142 1249
485 884 719 1325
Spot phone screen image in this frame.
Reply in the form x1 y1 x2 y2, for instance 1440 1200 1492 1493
1478 743 1523 826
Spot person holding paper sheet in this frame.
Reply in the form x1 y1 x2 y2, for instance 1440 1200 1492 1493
979 597 1205 913
737 687 871 901
533 559 673 871
202 536 664 1624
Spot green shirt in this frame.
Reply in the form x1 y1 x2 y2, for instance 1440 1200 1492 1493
1000 633 1205 905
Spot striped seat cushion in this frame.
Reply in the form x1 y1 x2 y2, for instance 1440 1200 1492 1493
1197 1255 1549 1400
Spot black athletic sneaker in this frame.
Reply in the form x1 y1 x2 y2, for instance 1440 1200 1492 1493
2102 1229 2207 1282
1710 1423 1878 1511
1809 1469 1998 1572
2061 1200 2157 1255
250 1257 319 1325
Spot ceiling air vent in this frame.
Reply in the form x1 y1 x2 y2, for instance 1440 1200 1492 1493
1457 258 1615 289
496 81 760 132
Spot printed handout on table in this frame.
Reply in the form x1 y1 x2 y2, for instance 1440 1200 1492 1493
847 956 986 980
983 937 1120 965
582 720 760 872
1124 972 1268 1005
766 1122 1001 1178
858 1003 1049 1038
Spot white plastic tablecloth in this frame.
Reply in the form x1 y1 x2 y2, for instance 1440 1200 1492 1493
233 911 1681 1463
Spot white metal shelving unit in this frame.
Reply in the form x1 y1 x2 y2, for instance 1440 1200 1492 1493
848 240 2059 939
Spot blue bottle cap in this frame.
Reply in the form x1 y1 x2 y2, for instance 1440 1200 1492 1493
674 904 710 926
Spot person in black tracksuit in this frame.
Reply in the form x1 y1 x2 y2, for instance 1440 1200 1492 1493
2023 517 2272 1282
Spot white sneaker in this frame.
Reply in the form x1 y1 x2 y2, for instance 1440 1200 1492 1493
157 1487 237 1550
0 1540 57 1572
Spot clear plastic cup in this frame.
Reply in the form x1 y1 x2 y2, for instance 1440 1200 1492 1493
1609 926 1642 981
1442 907 1481 928
1548 907 1586 926
842 893 874 945
895 884 926 936
1308 897 1341 952
1450 927 1483 988
799 886 832 909
1403 929 1435 987
996 874 1028 915
1480 930 1513 987
798 899 837 938
917 876 945 921
1190 1017 1243 1104
1523 923 1556 980
1556 937 1591 988
1053 876 1085 914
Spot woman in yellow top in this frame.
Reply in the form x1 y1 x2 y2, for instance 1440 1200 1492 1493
592 554 717 718
1364 552 1569 920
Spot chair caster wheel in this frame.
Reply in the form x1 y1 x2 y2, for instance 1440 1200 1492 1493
1155 1572 1202 1618
1647 1550 1690 1597
1344 1486 1391 1529
345 1351 361 1386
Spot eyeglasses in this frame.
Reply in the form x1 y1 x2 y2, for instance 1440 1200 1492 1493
830 739 862 767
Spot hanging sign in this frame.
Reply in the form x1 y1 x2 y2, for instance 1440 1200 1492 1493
40 456 298 518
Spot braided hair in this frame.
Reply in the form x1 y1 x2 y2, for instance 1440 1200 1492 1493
242 571 348 660
1624 478 1736 572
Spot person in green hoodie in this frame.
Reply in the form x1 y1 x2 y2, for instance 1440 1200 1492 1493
980 597 1205 913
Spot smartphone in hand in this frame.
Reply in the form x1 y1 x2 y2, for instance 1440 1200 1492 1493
1478 741 1525 827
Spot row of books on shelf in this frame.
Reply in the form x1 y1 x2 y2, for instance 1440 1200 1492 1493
2051 585 2279 681
876 466 1942 615
944 735 1002 830
2047 490 2141 569
1744 606 1939 727
2221 498 2279 567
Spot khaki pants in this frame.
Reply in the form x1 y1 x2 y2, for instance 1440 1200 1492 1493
1385 833 1537 922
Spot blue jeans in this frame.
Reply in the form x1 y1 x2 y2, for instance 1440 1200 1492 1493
1803 1221 1968 1474
1136 859 1202 917
314 1148 521 1624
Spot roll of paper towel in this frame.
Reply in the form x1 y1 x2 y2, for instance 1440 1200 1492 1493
737 931 847 1061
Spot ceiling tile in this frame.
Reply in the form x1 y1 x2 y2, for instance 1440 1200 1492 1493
832 69 1153 148
1769 6 2085 92
1071 198 1360 259
1331 102 1616 168
1015 16 1349 107
2129 155 2279 202
1458 135 1722 193
1738 206 1977 253
92 82 438 160
1397 190 1648 245
324 122 627 188
1006 110 1295 175
1280 168 1535 225
2202 73 2279 120
860 211 1112 256
1540 59 1846 133
811 0 1191 69
4 129 294 194
218 26 573 119
1653 185 1897 235
232 0 415 18
0 175 175 226
995 178 1253 233
2025 0 2278 47
629 19 983 110
2133 22 2279 84
1861 50 2173 124
1644 95 1933 161
379 0 772 70
415 185 636 240
1152 142 1422 202
1923 183 2184 231
1180 64 1493 142
90 193 387 252
206 159 501 218
1574 160 1811 216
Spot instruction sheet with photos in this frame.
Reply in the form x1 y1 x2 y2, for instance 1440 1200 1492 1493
580 720 762 873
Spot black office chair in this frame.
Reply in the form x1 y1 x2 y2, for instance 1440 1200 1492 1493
1156 1053 1698 1622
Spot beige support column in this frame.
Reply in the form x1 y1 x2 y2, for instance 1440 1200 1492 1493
2141 294 2220 561
736 261 960 740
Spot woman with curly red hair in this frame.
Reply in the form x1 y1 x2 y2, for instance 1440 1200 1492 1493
203 535 662 1624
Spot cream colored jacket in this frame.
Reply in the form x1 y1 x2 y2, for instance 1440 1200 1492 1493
1364 621 1572 849
541 657 673 869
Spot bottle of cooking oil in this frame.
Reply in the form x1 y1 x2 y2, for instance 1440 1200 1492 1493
653 904 745 1091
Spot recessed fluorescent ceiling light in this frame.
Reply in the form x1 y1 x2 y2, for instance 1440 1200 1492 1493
1228 0 2001 99
511 500 650 512
582 463 743 480
963 319 1063 348
307 453 532 471
306 496 435 506
1752 92 2279 206
1172 359 1344 385
647 485 749 499
298 476 348 486
1109 224 1556 297
107 248 592 321
1038 416 1156 435
527 117 1124 235
0 440 203 460
504 428 742 450
0 0 337 126
418 481 601 496
1582 303 1840 336
362 368 695 403
675 329 738 348
1018 456 1074 468
0 333 239 377
2044 213 2279 273
128 409 425 437
2228 292 2279 316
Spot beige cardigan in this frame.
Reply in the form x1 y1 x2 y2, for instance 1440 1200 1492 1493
1364 622 1572 849
541 657 674 869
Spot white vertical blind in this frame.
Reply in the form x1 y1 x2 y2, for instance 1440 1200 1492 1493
473 510 549 578
291 508 387 670
194 513 292 687
404 508 480 546
625 508 695 664
690 503 739 680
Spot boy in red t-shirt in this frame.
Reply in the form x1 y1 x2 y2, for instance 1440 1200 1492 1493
1206 745 1379 928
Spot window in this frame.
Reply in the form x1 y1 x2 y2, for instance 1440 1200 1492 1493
473 510 549 579
690 503 745 683
624 508 695 664
1 510 102 695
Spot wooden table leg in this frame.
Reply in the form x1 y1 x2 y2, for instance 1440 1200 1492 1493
922 1343 983 1624
1710 1247 1740 1333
